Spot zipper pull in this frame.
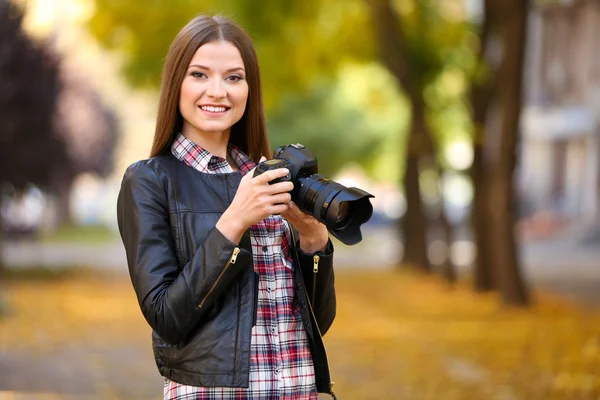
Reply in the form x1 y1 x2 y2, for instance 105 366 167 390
313 254 320 273
231 247 241 264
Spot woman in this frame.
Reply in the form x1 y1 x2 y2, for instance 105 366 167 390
117 15 337 400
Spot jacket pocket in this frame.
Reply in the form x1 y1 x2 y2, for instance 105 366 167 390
253 272 259 327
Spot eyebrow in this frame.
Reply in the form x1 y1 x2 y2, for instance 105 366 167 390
188 64 245 73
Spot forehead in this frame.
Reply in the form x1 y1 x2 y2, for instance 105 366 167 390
188 40 244 69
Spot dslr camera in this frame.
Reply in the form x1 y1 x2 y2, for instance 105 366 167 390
254 144 374 245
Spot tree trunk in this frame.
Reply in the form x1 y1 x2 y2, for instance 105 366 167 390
0 213 7 317
489 0 530 306
365 0 430 271
470 0 502 292
439 206 456 283
471 128 495 291
401 124 429 271
0 212 4 270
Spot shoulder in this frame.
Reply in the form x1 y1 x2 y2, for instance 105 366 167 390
119 156 182 203
118 156 180 209
122 154 177 182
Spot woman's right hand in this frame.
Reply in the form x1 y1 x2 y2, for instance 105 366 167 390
216 158 294 244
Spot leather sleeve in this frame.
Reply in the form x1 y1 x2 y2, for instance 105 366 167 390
297 239 336 336
117 161 252 345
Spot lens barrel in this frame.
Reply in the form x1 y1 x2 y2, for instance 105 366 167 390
255 143 375 246
295 174 374 245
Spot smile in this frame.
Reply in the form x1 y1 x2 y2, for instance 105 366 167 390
200 105 229 113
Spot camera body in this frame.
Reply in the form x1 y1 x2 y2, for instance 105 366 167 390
254 144 374 246
253 143 317 186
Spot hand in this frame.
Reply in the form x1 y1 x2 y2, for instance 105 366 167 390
216 157 293 244
280 201 329 253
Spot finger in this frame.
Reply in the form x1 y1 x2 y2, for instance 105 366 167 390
280 205 304 221
253 167 290 185
265 181 294 194
270 203 289 215
269 192 292 205
243 156 267 181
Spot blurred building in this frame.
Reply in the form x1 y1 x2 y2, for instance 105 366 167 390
519 0 600 235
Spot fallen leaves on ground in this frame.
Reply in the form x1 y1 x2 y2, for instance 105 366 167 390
1 269 599 400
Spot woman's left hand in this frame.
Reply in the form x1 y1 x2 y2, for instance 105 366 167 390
280 201 329 253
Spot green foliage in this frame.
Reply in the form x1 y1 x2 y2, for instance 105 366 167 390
426 67 474 168
267 63 410 182
388 0 474 92
268 83 378 179
392 0 477 167
87 0 374 110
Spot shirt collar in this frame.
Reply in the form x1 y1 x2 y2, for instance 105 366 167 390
171 133 255 175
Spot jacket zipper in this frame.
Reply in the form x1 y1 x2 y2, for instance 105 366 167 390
198 247 240 308
305 279 336 399
312 254 319 306
290 228 335 398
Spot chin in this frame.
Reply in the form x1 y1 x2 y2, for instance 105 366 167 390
197 122 231 133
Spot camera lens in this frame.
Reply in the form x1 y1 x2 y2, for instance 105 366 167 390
296 175 334 218
294 174 373 245
336 202 349 223
334 201 355 229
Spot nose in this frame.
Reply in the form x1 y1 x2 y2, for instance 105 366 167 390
206 78 226 99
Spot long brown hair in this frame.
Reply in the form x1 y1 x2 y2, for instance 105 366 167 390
150 15 270 162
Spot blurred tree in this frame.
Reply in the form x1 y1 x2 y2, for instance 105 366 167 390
365 0 467 277
466 0 530 305
0 0 64 314
486 0 530 305
366 0 530 303
0 0 66 191
0 0 119 238
267 80 381 177
0 0 66 270
468 0 498 293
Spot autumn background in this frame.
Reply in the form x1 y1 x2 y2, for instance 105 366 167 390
1 0 600 399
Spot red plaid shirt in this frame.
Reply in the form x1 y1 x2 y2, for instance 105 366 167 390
165 133 318 400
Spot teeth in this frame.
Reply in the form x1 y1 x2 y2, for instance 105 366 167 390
201 106 227 112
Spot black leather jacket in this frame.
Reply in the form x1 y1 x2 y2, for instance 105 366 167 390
116 153 336 395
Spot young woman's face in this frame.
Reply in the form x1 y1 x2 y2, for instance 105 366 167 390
179 40 248 139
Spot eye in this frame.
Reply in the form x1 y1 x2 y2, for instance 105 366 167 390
191 71 206 79
226 75 244 82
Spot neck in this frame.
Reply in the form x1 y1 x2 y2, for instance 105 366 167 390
182 126 231 159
